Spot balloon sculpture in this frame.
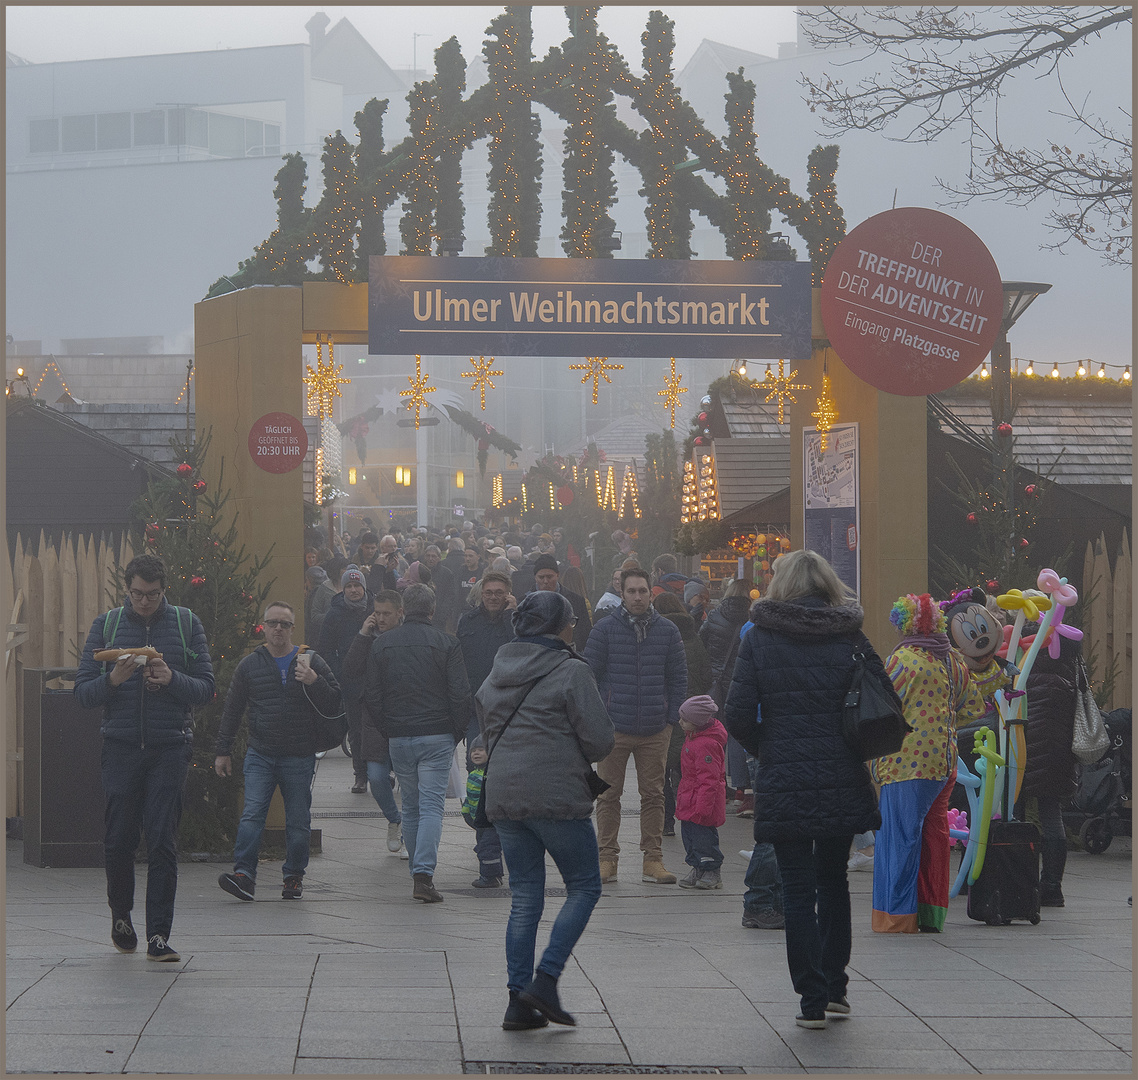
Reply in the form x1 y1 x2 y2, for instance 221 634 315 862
948 568 1080 898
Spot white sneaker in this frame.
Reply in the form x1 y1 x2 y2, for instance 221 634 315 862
739 849 755 861
387 821 402 853
847 851 874 872
398 839 409 860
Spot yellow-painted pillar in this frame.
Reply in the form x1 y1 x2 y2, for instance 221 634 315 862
194 287 307 639
791 291 928 654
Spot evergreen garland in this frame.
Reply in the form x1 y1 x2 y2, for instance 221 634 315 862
314 132 359 283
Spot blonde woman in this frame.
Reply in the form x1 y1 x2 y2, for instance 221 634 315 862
723 550 893 1029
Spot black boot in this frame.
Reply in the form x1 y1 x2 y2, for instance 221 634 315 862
502 991 549 1031
1040 837 1067 907
519 970 576 1026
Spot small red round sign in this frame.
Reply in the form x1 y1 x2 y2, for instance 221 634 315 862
820 207 1003 396
248 412 308 474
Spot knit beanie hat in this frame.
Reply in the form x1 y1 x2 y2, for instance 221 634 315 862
305 566 328 585
684 580 707 604
679 694 718 729
341 564 366 589
533 553 560 574
511 589 573 637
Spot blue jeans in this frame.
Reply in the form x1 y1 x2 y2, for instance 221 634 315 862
495 817 603 995
101 739 191 940
772 835 854 1017
744 757 782 913
388 734 455 877
233 746 315 882
681 820 723 870
366 757 401 824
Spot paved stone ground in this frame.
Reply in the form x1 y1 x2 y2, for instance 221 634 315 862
6 751 1132 1074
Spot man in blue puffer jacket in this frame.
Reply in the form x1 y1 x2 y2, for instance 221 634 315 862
584 567 687 886
74 554 215 963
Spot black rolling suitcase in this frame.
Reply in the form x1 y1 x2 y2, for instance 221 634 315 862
966 820 1042 925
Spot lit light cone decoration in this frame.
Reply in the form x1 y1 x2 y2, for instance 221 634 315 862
658 357 688 428
697 452 720 521
571 356 624 404
762 359 809 424
811 364 839 452
400 354 436 429
680 458 698 524
303 337 350 505
460 355 504 411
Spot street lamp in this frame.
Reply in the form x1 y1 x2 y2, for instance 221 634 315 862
990 281 1051 575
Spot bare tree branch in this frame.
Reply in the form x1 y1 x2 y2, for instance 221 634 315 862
799 6 1132 264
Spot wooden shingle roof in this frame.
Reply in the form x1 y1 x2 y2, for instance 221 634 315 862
933 392 1132 487
711 438 790 518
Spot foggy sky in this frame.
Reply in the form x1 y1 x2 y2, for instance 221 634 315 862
5 5 800 71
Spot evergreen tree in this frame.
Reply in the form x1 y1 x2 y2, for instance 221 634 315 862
132 430 275 853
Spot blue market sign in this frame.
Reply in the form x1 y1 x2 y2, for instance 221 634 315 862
369 256 812 359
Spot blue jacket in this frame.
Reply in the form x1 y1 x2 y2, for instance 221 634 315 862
583 606 687 736
74 598 215 748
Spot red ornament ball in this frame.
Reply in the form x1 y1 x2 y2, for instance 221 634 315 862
697 412 708 424
1019 538 1030 548
997 423 1013 436
145 521 159 534
966 512 977 524
694 436 706 446
986 580 1000 592
1024 484 1037 497
253 624 264 636
556 485 575 507
176 462 193 476
193 479 207 493
191 575 206 587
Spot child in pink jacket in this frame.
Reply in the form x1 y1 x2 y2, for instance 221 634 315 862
676 695 728 889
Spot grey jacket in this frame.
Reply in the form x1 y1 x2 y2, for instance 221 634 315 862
476 642 615 822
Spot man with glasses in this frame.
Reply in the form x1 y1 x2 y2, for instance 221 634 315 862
455 570 517 887
214 601 341 903
75 554 215 962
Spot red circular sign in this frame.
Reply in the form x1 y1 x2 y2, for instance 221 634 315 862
248 412 308 474
820 207 1003 395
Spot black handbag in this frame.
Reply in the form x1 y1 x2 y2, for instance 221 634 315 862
842 645 911 760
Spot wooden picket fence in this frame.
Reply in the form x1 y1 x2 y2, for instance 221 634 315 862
1082 528 1132 712
5 531 134 818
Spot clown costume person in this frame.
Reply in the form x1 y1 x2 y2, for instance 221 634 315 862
871 594 985 933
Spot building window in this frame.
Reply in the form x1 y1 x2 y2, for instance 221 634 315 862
96 112 132 151
208 112 244 157
61 113 97 152
265 123 281 155
133 110 166 146
168 108 208 149
29 117 59 153
244 118 264 156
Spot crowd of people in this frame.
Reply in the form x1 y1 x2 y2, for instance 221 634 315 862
75 529 1087 1032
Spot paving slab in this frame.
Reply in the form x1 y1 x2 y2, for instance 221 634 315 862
5 750 1132 1075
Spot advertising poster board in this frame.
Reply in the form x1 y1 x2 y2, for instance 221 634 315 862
803 423 860 596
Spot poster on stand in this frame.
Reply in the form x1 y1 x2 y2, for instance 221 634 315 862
803 423 860 596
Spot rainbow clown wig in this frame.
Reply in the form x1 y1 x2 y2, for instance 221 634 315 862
889 592 947 636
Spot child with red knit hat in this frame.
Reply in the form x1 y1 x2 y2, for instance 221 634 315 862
676 695 728 890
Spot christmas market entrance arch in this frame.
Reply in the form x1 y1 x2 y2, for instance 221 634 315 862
194 278 927 651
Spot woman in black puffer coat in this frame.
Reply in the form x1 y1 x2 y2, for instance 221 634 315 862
1015 633 1079 906
724 550 893 1030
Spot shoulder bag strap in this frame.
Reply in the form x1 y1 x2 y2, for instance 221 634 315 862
485 664 563 764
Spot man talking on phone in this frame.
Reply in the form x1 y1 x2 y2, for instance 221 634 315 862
214 601 341 902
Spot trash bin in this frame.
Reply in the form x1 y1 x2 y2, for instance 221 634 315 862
23 668 105 867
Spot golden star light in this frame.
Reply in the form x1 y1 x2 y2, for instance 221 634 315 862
657 357 688 428
460 355 504 411
400 354 437 429
570 356 624 404
762 358 809 425
303 338 350 419
811 371 839 452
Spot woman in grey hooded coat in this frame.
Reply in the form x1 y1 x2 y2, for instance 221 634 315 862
476 590 615 1032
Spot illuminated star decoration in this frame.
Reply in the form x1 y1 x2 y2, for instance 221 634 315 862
762 358 809 425
657 357 688 428
811 366 839 451
460 355 504 411
570 356 624 405
303 338 350 419
400 354 437 429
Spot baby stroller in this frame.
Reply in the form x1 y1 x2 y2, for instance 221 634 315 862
1064 708 1131 854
